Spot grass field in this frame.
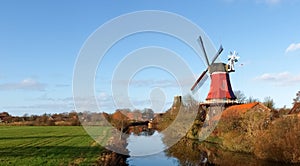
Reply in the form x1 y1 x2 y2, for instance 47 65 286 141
0 126 108 166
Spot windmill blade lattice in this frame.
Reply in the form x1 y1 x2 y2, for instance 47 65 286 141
191 42 223 92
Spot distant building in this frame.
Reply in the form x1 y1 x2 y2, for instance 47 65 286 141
111 111 130 121
125 112 143 121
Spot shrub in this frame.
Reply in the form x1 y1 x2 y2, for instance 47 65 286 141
254 115 300 163
214 103 271 153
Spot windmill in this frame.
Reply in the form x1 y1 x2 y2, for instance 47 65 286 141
191 36 239 105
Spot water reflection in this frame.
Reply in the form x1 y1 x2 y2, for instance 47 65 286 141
127 152 179 166
126 125 179 165
127 125 155 136
165 137 289 166
125 125 286 166
126 125 166 156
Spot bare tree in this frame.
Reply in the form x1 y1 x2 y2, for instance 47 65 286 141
183 94 198 108
234 90 246 103
247 96 260 103
132 109 141 121
142 108 154 120
293 91 300 104
263 96 275 110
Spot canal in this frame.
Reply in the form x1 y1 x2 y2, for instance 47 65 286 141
123 125 290 166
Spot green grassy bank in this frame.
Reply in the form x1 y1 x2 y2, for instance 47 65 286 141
0 126 106 165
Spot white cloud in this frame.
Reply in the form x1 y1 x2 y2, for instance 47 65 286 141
55 84 70 87
255 72 300 86
3 102 75 116
34 92 115 113
115 78 195 89
286 43 300 53
98 92 111 101
37 94 56 101
0 78 46 91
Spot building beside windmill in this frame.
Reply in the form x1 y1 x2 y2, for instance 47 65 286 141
222 102 271 117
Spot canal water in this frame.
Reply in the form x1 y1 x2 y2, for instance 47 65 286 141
124 125 290 166
127 130 179 166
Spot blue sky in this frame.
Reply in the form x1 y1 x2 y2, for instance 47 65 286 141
1 0 300 116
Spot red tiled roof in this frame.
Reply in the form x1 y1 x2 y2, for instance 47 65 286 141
111 111 129 120
227 102 259 112
222 102 260 118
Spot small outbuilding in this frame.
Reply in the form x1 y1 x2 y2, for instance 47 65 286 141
222 102 271 119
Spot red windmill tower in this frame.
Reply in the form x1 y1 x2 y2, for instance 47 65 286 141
191 36 239 105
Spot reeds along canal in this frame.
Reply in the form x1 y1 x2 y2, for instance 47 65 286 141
97 124 285 166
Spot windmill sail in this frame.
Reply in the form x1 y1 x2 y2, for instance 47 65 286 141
191 45 223 92
191 69 208 91
198 36 210 66
191 73 208 94
211 46 223 64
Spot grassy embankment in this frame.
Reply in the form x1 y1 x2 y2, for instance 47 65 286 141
0 126 109 165
155 101 300 163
